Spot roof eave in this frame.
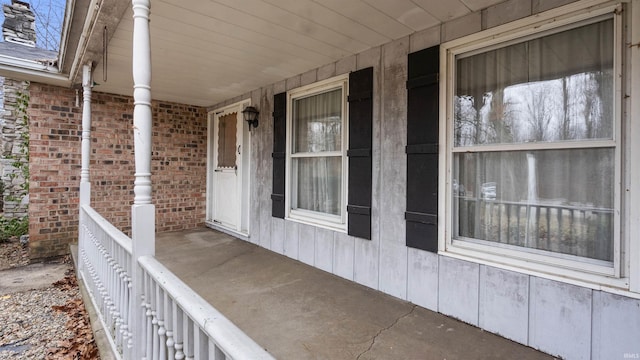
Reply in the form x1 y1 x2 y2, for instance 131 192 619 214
0 58 70 87
57 0 77 75
63 0 130 86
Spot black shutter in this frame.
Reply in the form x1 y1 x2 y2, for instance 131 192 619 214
272 92 286 218
347 67 373 240
406 46 439 252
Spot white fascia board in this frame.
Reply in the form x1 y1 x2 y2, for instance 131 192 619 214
0 53 59 71
0 57 71 87
57 0 77 72
68 0 102 86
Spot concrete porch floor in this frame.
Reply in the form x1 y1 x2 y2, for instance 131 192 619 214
156 227 554 360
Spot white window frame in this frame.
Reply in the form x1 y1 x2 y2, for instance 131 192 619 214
439 0 629 290
285 75 349 231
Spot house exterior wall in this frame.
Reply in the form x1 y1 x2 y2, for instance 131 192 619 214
211 0 640 358
28 83 207 259
0 77 30 218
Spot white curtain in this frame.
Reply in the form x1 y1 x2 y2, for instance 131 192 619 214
454 18 614 146
292 89 342 215
452 19 615 262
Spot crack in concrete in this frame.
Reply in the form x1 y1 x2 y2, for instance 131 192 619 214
356 305 417 360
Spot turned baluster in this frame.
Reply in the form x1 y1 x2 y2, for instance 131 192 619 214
157 283 166 360
164 291 175 360
173 303 185 360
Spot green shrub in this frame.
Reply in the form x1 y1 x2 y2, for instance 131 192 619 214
0 216 28 242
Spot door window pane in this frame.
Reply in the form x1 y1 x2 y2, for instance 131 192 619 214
217 112 237 168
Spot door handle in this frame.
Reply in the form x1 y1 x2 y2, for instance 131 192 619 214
237 145 241 154
214 169 222 172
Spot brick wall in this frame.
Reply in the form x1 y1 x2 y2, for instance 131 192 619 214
28 83 207 259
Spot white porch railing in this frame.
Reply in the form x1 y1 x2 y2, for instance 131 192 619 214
78 204 274 360
79 205 133 356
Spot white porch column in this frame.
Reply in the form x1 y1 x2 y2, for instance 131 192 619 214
80 63 92 204
130 0 155 359
78 63 92 273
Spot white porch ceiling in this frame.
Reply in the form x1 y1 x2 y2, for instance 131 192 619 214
91 0 502 107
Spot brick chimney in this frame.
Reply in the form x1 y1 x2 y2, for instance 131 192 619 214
2 0 36 47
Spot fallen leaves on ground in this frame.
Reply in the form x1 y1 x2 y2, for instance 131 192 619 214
0 268 75 359
0 237 29 270
46 272 100 360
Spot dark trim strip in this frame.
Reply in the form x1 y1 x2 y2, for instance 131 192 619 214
407 74 440 89
347 148 372 157
405 144 438 154
272 152 285 159
405 211 437 225
348 90 373 103
271 194 284 201
347 205 371 215
406 73 439 89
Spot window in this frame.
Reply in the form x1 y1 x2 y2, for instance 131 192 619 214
287 76 348 229
443 7 622 279
217 112 237 168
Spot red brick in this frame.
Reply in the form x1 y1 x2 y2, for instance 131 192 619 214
28 83 207 260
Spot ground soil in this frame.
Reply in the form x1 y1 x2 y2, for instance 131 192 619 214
0 237 29 271
0 240 100 359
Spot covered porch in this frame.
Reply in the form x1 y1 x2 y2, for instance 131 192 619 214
78 206 553 359
153 227 552 359
78 205 553 360
2 0 637 357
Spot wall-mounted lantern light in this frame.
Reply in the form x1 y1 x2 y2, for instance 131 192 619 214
242 106 259 130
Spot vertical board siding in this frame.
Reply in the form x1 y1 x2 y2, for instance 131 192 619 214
379 241 409 299
333 232 355 280
407 249 439 311
478 266 529 345
529 277 592 360
271 218 285 254
283 221 300 260
591 291 640 359
259 208 272 250
378 38 410 300
298 223 316 266
249 106 261 245
354 237 380 289
315 228 334 273
438 256 479 326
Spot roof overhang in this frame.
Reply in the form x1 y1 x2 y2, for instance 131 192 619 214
0 54 69 86
0 0 128 88
0 0 509 107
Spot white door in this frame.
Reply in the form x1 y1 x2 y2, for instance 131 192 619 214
212 110 242 230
